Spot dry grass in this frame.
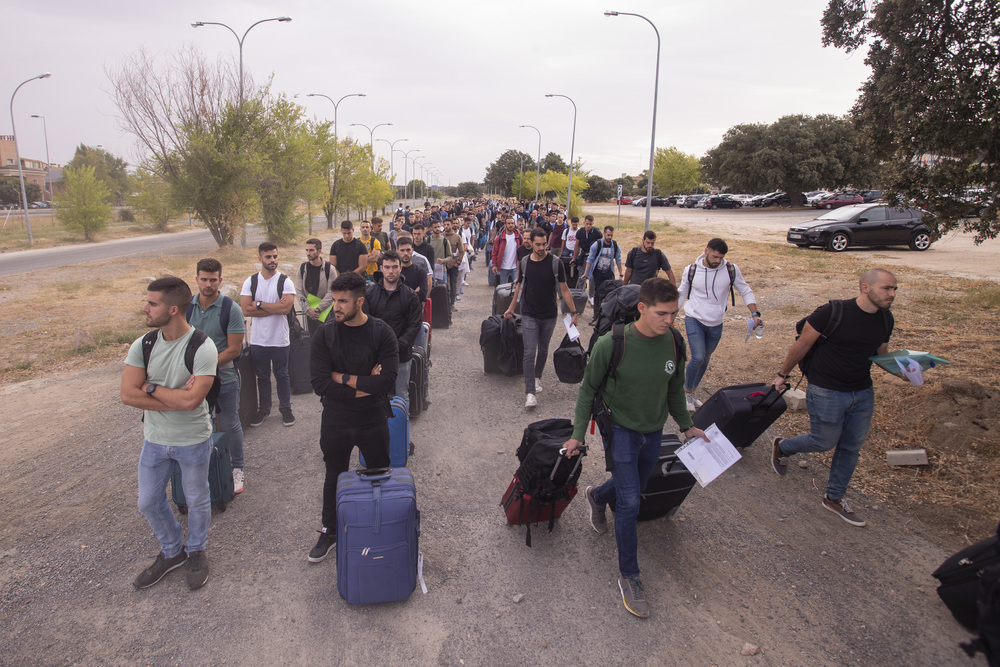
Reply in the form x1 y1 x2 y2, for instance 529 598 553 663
0 211 203 252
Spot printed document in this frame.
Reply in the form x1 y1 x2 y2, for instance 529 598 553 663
676 424 742 488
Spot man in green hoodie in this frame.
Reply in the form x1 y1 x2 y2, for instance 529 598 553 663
563 277 706 619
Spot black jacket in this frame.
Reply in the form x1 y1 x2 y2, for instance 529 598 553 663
364 272 423 362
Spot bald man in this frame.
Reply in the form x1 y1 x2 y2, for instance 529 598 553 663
770 268 897 528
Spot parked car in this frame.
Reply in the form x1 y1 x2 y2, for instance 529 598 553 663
859 190 884 203
650 196 671 206
674 195 688 207
813 192 864 209
758 192 791 207
786 203 934 252
746 191 781 207
617 196 633 205
684 194 709 208
702 195 743 209
632 196 647 207
805 191 832 205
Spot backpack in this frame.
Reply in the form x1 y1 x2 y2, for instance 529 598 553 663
794 300 890 378
185 295 235 336
298 260 332 285
687 261 737 306
141 328 220 413
588 283 639 355
518 253 562 304
250 272 304 342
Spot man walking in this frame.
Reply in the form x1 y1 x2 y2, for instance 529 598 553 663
562 278 706 617
624 231 676 286
330 221 368 276
187 258 247 493
443 218 466 308
770 268 897 528
573 214 602 301
396 235 431 304
491 215 520 285
240 242 297 427
365 249 422 399
502 228 580 407
583 226 623 303
122 277 218 590
307 272 398 563
294 238 337 335
677 238 760 412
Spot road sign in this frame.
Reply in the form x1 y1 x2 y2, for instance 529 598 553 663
617 184 623 199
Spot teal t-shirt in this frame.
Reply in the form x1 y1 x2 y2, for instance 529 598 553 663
125 327 217 446
186 294 246 385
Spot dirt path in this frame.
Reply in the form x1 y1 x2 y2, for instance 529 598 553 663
0 253 982 666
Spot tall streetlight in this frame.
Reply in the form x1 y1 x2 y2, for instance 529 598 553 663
10 72 51 246
378 138 408 199
413 157 428 200
421 164 434 200
30 114 51 203
519 124 542 204
399 149 420 202
306 92 365 138
191 17 291 104
545 94 577 212
605 10 660 232
349 123 393 169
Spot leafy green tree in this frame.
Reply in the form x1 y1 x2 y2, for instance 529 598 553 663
456 181 484 198
653 147 701 195
66 145 130 206
0 179 42 207
701 114 875 204
540 152 568 174
613 176 637 197
483 149 536 197
822 0 999 241
56 165 112 241
129 167 181 231
257 96 317 244
529 170 589 217
405 179 427 199
583 175 615 202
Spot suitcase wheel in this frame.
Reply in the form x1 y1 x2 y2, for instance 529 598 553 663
409 441 415 455
178 505 188 515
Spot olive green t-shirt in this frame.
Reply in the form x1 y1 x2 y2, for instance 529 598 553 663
125 327 217 446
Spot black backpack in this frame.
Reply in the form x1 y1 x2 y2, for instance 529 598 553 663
141 328 219 413
588 283 640 355
250 272 304 342
795 300 890 378
687 261 737 306
552 335 587 384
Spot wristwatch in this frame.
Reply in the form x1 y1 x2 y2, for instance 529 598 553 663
680 426 692 434
255 301 263 309
145 384 158 395
342 373 351 385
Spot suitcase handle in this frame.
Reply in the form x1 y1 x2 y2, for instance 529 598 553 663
552 446 587 480
749 384 789 411
358 467 393 480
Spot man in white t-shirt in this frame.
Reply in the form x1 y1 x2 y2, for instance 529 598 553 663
240 242 297 427
490 215 520 284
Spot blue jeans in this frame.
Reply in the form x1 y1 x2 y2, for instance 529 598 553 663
138 437 213 557
250 344 291 412
521 315 557 394
592 426 663 579
498 267 516 285
684 317 724 391
216 378 245 468
395 359 411 400
780 385 875 500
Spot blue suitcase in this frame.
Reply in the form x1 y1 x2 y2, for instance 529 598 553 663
336 467 420 605
171 432 234 513
360 396 411 468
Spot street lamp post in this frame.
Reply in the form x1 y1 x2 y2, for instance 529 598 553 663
192 17 291 104
412 156 427 200
30 114 51 203
519 124 542 204
306 92 366 138
605 10 660 232
545 94 577 213
398 149 420 203
413 157 428 200
10 72 51 246
378 138 408 199
349 122 393 167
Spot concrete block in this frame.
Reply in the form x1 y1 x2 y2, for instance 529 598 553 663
886 449 929 466
784 388 807 412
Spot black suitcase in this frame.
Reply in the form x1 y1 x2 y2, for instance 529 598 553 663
236 344 257 429
932 523 1000 631
493 282 520 316
288 327 312 395
609 434 696 521
560 288 588 315
691 383 787 448
408 349 427 417
480 315 503 374
430 280 451 329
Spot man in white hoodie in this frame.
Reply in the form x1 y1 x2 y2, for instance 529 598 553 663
677 238 761 411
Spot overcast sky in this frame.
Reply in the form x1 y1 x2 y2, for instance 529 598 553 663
4 0 870 186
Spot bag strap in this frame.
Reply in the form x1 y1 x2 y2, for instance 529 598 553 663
142 328 208 376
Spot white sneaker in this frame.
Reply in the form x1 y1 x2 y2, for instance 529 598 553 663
534 380 543 393
461 280 469 286
525 394 537 408
693 397 704 408
588 296 595 306
233 468 244 494
686 396 696 412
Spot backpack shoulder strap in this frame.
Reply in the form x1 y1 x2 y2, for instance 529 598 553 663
821 299 845 340
686 264 696 299
277 273 287 294
324 261 331 281
185 329 209 375
607 322 627 379
185 294 197 323
670 325 686 362
551 253 560 280
219 296 233 333
250 273 258 300
141 330 159 370
726 262 736 306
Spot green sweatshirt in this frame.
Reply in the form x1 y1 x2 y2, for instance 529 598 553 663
571 322 692 441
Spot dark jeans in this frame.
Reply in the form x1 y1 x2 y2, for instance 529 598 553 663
448 266 459 305
521 315 557 394
249 344 291 412
319 418 390 529
306 316 321 336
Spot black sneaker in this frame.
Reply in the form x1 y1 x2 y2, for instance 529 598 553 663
249 409 269 427
280 407 295 427
771 438 788 476
133 551 187 589
618 577 650 618
822 495 866 527
308 529 337 563
586 486 608 534
185 550 209 590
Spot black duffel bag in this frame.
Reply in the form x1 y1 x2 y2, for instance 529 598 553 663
553 335 587 384
480 315 503 374
497 315 524 377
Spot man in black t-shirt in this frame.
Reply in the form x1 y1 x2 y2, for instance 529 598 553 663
307 271 398 563
330 221 368 276
503 228 580 407
411 224 435 269
624 230 676 286
573 214 602 299
770 268 897 528
516 230 533 265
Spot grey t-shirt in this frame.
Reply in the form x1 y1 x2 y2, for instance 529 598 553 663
125 327 217 446
186 295 245 385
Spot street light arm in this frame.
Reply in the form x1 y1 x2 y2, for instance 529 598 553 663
192 21 240 42
242 16 291 43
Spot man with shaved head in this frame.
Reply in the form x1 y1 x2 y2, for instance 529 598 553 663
770 268 897 527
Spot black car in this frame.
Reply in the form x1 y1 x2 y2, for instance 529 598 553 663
786 203 934 252
683 194 708 208
702 195 742 210
649 196 671 206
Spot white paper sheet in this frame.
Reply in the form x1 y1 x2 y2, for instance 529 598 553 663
676 424 742 488
563 313 580 341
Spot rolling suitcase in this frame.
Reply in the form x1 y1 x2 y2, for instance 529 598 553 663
497 315 524 377
691 383 788 448
560 287 588 315
336 467 421 605
932 522 1000 631
408 350 427 418
430 281 451 329
288 328 312 394
493 282 520 316
236 344 257 429
480 315 503 374
360 396 412 468
608 434 696 521
171 431 235 513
